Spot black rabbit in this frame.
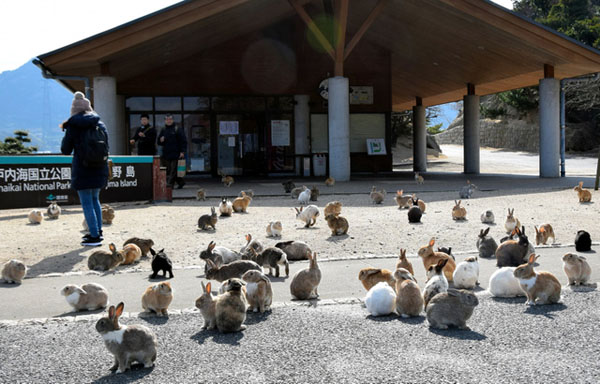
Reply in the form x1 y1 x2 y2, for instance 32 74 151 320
150 249 173 279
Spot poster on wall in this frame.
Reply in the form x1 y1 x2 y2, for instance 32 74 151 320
219 121 239 135
350 86 374 104
366 138 387 155
271 120 290 146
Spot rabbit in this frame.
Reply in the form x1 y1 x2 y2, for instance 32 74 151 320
199 241 241 269
60 283 108 311
266 221 283 238
275 240 311 261
248 247 289 277
282 180 296 193
141 281 173 316
415 172 424 184
221 175 234 187
514 254 561 305
358 267 395 291
437 247 455 261
120 243 142 265
395 249 414 276
242 269 273 313
123 238 155 258
394 268 424 318
310 186 319 201
47 202 61 219
495 226 531 267
418 238 456 282
290 252 321 300
407 198 422 223
365 282 397 317
426 289 479 330
1 259 27 284
295 205 319 228
325 176 335 186
198 207 218 230
574 181 592 202
504 208 520 234
239 234 264 260
562 253 594 287
95 302 157 373
239 189 254 198
195 281 216 330
205 259 261 282
298 187 312 205
324 201 342 217
575 230 592 252
215 278 248 333
423 258 449 308
28 209 43 224
325 214 349 236
196 189 206 201
411 194 426 213
453 256 479 289
102 204 115 224
291 186 305 199
369 186 386 204
232 192 252 213
488 267 526 297
88 243 125 271
480 210 494 224
477 227 498 258
218 198 233 216
459 180 478 199
395 190 411 209
150 248 173 279
452 200 467 220
534 224 555 245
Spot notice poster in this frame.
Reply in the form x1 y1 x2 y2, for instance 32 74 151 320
366 138 387 155
271 120 290 147
219 121 239 135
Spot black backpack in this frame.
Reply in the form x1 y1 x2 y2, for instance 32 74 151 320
81 125 109 168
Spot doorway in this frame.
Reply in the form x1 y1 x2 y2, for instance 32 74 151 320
216 114 265 176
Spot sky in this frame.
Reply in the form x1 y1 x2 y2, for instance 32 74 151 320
0 0 514 74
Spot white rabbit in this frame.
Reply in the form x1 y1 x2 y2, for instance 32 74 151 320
488 267 526 297
365 282 397 316
452 256 479 289
423 259 449 308
298 187 311 205
295 205 319 228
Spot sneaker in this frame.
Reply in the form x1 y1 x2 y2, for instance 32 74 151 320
177 181 185 189
82 231 104 241
81 236 102 247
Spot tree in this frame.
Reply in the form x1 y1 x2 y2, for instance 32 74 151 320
0 130 38 154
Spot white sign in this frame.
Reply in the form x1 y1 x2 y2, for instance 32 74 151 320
271 120 290 147
228 136 236 147
366 138 386 155
350 86 374 104
219 121 239 135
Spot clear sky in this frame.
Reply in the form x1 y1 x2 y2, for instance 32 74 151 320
0 0 514 74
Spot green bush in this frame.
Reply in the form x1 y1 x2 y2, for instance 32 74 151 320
497 87 539 113
480 105 507 119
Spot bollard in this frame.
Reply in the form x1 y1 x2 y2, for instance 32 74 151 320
153 157 171 202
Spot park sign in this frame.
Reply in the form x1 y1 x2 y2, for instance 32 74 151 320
0 156 154 209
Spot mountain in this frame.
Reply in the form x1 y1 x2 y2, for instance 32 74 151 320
0 61 73 153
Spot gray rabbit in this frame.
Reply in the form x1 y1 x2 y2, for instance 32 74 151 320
476 227 498 258
426 289 479 330
459 180 478 199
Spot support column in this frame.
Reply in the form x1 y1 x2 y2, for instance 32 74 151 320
464 83 480 174
294 95 310 176
539 74 560 178
412 98 426 172
93 76 125 155
328 76 350 181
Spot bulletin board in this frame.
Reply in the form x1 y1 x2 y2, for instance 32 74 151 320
310 113 386 153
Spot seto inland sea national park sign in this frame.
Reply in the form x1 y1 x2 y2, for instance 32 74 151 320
0 156 154 209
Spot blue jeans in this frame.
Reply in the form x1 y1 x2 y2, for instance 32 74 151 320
78 188 102 237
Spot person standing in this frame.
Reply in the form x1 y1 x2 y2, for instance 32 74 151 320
60 92 109 247
157 113 187 189
129 114 157 155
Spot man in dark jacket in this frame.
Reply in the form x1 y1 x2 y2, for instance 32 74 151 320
61 92 109 247
157 113 187 189
129 114 157 155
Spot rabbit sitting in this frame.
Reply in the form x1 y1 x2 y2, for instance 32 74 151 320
459 180 477 199
88 243 125 271
195 282 216 330
426 289 479 330
365 282 397 317
477 227 498 258
215 278 248 333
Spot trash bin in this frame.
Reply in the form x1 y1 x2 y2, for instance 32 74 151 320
312 153 327 177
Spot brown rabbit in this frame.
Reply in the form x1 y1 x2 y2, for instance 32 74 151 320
411 194 426 213
514 254 561 305
102 204 115 224
232 192 252 213
534 224 555 245
215 278 248 333
325 177 335 186
88 243 125 271
395 190 411 209
196 189 206 201
195 281 216 330
395 248 414 276
242 270 273 313
504 208 520 234
222 175 234 187
290 252 321 300
574 181 592 202
370 186 385 204
324 201 342 217
205 259 261 282
394 268 424 318
417 238 456 282
358 267 395 291
325 214 349 236
120 243 142 265
123 238 154 257
141 281 173 316
562 253 594 287
452 200 466 220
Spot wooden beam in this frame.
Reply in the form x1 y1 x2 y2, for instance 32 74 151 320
544 64 554 78
344 0 389 60
467 83 476 95
289 0 335 60
416 96 423 106
334 0 349 76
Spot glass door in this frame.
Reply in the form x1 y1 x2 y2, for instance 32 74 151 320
216 114 241 176
184 114 211 173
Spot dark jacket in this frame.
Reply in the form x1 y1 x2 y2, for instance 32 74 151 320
157 124 187 160
130 124 157 155
60 112 109 191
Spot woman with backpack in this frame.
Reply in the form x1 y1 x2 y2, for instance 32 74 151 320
61 91 109 247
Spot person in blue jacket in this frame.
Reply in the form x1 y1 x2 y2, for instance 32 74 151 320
157 113 187 189
61 92 109 247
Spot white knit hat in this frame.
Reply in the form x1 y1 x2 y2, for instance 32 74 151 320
70 91 92 115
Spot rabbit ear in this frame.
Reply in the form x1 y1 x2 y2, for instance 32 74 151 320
115 302 124 318
447 289 460 297
539 227 546 233
400 248 406 258
428 238 436 247
109 243 117 253
208 242 216 251
206 282 211 293
108 305 115 319
528 254 536 264
458 200 462 205
483 227 490 236
201 281 206 291
245 234 251 243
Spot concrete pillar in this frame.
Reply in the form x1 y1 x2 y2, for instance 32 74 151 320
412 103 426 172
539 77 560 177
463 94 480 174
93 76 125 155
328 76 350 181
294 95 310 176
